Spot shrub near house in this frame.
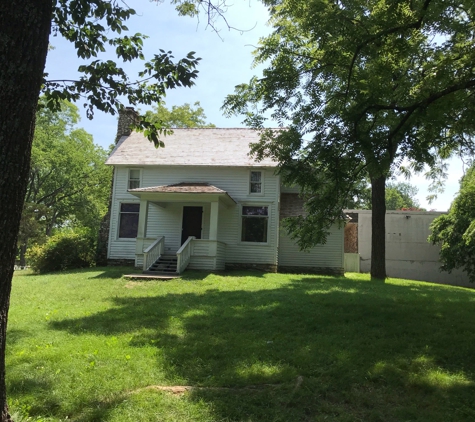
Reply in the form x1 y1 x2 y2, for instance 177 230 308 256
27 230 95 273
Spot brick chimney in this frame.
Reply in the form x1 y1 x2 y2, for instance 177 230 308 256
115 106 139 144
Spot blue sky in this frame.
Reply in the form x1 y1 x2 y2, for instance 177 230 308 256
44 0 463 211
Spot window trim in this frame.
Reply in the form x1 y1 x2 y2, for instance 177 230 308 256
117 202 140 240
249 170 264 196
239 204 270 244
128 168 142 191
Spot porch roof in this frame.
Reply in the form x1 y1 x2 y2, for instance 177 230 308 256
128 183 236 207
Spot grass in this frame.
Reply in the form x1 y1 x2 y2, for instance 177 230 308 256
7 267 475 421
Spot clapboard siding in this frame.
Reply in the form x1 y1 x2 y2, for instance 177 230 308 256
108 165 280 265
278 224 344 268
191 240 212 256
189 256 216 270
278 192 343 269
188 240 226 270
141 166 278 200
216 242 226 270
108 164 345 271
218 204 278 265
108 170 140 260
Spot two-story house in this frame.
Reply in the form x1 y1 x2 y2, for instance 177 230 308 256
105 110 344 275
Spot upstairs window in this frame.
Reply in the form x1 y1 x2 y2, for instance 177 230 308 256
250 171 262 194
241 206 268 243
118 203 140 238
128 169 141 190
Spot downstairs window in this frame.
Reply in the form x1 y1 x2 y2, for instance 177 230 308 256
118 203 140 238
241 206 268 243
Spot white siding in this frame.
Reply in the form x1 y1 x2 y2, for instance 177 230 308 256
188 240 226 271
216 242 226 270
108 169 140 260
278 224 344 269
108 165 280 266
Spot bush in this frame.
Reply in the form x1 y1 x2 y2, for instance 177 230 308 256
27 230 96 273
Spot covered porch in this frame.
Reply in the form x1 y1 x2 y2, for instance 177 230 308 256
128 183 236 274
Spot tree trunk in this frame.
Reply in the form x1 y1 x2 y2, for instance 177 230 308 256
0 2 52 420
371 175 387 280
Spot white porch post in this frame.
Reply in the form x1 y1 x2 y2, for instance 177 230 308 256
137 199 148 238
209 201 219 240
209 201 219 259
135 199 149 255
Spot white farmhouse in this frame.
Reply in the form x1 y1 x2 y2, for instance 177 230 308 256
105 109 344 275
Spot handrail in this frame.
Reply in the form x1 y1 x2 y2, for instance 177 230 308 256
176 236 194 274
143 236 165 271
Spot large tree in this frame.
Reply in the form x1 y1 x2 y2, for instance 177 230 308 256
18 100 111 266
224 0 475 280
0 1 227 419
429 164 475 282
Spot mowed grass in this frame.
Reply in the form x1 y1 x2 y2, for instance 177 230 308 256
7 268 475 422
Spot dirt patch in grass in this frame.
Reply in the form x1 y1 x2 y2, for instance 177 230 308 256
135 376 304 396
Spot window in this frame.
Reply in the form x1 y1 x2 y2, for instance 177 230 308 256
128 169 141 190
250 171 262 194
241 206 268 242
118 203 140 238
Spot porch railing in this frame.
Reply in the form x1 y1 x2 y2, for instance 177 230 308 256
176 236 195 274
143 236 165 271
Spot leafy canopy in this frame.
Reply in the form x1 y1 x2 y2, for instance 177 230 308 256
44 0 208 145
223 0 475 251
346 181 422 210
429 165 475 282
144 101 216 128
18 99 111 251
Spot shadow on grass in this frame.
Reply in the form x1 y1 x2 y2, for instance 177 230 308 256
13 266 134 279
7 329 31 347
45 274 475 421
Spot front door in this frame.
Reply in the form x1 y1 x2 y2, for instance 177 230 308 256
181 206 203 245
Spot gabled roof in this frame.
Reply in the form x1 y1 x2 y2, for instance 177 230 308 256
105 128 278 167
129 182 227 194
128 182 236 206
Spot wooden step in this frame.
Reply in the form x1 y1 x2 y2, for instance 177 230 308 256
146 268 177 274
144 254 180 276
150 263 177 270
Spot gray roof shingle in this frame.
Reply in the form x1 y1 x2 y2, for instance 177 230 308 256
105 128 278 167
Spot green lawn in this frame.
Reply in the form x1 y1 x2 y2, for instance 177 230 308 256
7 268 475 421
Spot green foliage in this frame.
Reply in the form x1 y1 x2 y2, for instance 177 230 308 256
144 101 215 128
18 99 111 259
386 182 422 210
429 166 475 282
27 229 96 273
223 0 475 251
43 1 207 143
345 181 422 210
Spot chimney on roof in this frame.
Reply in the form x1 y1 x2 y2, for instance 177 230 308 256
115 106 139 144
